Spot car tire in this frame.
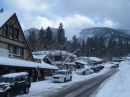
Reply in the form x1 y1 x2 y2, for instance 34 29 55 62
83 71 85 75
70 76 72 81
24 86 29 94
6 91 11 97
64 78 66 83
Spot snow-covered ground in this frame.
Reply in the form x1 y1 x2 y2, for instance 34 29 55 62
94 61 130 97
17 61 130 97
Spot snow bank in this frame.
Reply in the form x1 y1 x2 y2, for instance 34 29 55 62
95 61 130 97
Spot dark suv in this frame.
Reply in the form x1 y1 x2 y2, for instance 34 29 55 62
0 72 31 97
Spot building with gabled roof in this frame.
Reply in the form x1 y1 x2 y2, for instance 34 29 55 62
0 12 33 61
33 50 77 70
0 12 58 82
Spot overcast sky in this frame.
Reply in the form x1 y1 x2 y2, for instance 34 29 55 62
0 0 130 40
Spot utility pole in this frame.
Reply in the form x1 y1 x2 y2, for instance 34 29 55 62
60 49 80 69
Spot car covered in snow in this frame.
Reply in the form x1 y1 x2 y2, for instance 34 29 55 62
0 72 31 97
111 63 119 68
76 68 94 75
51 70 72 83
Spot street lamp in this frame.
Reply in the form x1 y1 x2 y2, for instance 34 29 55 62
89 48 95 57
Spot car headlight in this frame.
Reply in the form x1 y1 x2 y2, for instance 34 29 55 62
0 88 4 92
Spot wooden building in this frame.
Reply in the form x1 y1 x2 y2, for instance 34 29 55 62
0 13 33 61
33 50 77 70
0 12 58 82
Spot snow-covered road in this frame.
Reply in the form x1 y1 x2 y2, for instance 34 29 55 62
17 64 111 97
18 61 130 97
92 61 130 97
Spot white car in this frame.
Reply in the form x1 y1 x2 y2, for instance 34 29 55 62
76 68 94 75
51 70 72 83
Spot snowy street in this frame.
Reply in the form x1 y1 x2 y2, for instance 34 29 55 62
16 62 112 97
1 1 130 97
16 60 130 97
93 61 130 97
51 68 118 97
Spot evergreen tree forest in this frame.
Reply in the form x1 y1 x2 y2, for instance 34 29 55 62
25 23 130 59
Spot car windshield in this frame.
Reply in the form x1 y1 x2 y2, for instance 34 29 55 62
55 71 66 75
0 77 14 84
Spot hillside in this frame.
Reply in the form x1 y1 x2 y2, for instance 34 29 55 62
24 28 57 37
79 27 130 41
24 27 130 42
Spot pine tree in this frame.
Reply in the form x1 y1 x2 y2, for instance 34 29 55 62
116 37 123 57
76 42 81 57
37 27 45 50
45 26 53 50
80 40 86 56
98 37 106 57
27 30 37 51
72 35 79 51
57 23 66 49
107 38 114 58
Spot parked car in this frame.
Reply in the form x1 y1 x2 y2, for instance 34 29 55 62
90 67 100 73
111 64 119 68
51 70 72 83
76 68 94 75
96 65 104 70
0 72 31 97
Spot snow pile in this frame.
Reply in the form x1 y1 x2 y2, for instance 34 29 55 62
95 61 130 97
89 57 102 62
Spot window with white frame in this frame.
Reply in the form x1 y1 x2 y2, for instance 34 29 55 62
8 45 23 57
9 27 14 38
2 25 19 40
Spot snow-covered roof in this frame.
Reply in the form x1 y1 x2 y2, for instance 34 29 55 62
33 55 46 59
2 72 28 77
33 55 40 59
126 57 130 59
57 70 71 72
66 62 76 65
0 56 58 70
54 61 75 65
33 50 77 58
0 12 14 27
89 57 102 62
75 60 88 65
82 57 88 59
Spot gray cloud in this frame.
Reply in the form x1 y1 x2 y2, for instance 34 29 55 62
1 0 130 40
55 0 130 29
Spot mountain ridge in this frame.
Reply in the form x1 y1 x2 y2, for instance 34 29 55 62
24 27 130 41
79 27 130 41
